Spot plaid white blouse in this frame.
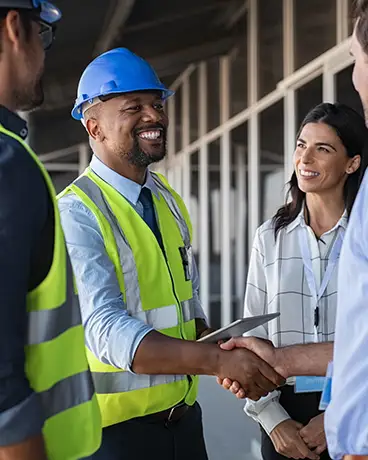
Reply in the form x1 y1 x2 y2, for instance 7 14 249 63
243 208 347 435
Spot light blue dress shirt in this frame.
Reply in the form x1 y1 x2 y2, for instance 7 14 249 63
58 155 207 372
325 169 368 459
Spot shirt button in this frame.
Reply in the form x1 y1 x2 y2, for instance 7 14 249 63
20 128 28 138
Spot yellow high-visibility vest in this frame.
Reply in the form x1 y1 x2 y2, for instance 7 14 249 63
59 168 199 427
0 124 101 460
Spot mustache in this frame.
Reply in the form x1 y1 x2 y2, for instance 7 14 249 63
134 123 167 136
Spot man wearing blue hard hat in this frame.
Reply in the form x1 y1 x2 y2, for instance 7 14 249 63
0 1 101 459
59 47 284 460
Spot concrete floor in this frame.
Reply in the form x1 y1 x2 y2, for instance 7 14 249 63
198 376 262 460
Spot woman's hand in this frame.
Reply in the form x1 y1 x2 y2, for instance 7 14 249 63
270 420 319 459
299 413 327 456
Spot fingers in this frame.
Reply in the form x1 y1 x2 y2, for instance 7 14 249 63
276 437 309 459
300 427 326 453
299 429 320 449
236 388 246 399
219 338 237 351
244 380 269 401
222 378 233 389
238 336 265 353
217 376 246 399
295 436 320 460
229 381 241 393
228 381 247 399
220 336 257 351
315 443 327 455
251 370 280 393
230 381 247 399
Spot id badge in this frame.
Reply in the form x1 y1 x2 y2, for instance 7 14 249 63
319 362 333 411
295 376 325 393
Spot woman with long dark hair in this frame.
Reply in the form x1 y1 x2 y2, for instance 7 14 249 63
226 102 368 460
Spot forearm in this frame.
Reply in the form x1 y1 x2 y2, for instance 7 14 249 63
277 342 333 377
132 330 222 375
0 434 47 460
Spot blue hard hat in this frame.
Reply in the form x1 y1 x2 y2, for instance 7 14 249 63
0 0 62 24
72 48 174 121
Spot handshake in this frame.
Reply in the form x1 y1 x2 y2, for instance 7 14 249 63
214 336 288 401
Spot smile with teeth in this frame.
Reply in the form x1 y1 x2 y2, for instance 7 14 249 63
299 169 320 177
138 129 162 140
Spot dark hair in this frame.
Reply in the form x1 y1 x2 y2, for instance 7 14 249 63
273 102 368 236
0 8 33 53
354 0 368 53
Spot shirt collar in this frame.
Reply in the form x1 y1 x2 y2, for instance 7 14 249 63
90 155 159 205
286 202 347 233
0 106 28 140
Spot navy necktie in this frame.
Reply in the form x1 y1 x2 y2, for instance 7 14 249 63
138 187 164 251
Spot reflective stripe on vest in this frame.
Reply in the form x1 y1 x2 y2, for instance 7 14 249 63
28 259 81 345
40 370 95 419
93 371 186 394
27 258 96 418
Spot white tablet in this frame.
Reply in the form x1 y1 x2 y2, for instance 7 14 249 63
197 313 280 344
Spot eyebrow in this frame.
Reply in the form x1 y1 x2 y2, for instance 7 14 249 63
298 138 337 152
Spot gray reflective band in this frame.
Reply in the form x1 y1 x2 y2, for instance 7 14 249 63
92 370 186 394
151 174 190 246
40 370 95 420
27 254 82 346
134 304 178 330
28 298 81 346
181 299 195 323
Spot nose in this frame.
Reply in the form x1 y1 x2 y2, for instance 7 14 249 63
300 146 314 164
141 105 162 123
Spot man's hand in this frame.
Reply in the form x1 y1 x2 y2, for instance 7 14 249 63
220 336 288 377
270 420 319 460
216 337 286 399
216 376 247 398
299 414 327 456
216 346 285 400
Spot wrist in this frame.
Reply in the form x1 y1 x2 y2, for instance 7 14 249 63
194 343 223 376
209 346 226 377
256 400 291 435
275 347 290 378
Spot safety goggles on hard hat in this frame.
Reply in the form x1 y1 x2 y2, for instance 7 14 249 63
32 0 61 24
0 0 62 24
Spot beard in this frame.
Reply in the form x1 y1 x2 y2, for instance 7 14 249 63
127 127 167 168
14 74 44 112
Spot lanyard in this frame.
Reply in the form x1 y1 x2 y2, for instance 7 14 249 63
298 227 344 343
